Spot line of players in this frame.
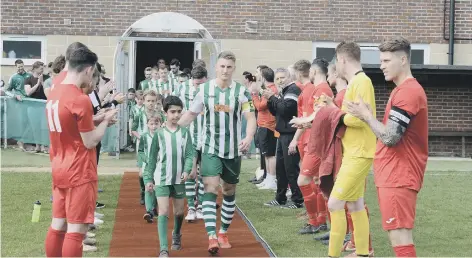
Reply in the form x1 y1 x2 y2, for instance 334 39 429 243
288 37 427 257
45 35 427 257
45 41 257 257
129 52 257 257
127 61 209 225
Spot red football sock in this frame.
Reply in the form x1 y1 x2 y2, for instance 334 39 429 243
45 227 66 257
299 184 318 226
62 232 84 257
393 244 416 257
309 180 316 192
316 192 327 224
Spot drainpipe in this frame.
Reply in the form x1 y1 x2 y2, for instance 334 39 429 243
448 0 455 65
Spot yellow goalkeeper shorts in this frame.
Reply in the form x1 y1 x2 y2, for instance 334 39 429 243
331 156 373 201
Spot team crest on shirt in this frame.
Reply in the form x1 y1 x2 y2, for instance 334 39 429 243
214 104 230 113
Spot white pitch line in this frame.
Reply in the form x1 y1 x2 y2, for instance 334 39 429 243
426 172 472 176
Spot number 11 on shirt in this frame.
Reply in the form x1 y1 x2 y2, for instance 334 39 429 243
46 100 62 132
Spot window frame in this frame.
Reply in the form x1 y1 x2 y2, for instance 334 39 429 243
312 41 430 65
1 35 48 66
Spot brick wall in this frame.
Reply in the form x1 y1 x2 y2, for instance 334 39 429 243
367 71 472 157
445 0 472 43
429 136 462 157
2 0 471 44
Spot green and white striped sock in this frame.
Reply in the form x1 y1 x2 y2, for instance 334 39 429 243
202 192 217 236
185 179 196 210
197 175 204 210
220 194 236 233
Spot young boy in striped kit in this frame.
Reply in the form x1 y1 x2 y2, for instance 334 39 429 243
157 67 176 98
179 51 257 254
129 90 145 204
144 96 194 257
143 67 159 92
177 65 208 222
131 90 159 205
139 115 162 223
155 94 166 123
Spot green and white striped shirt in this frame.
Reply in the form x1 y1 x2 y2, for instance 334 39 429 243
189 79 255 159
138 131 154 171
145 79 176 98
158 79 175 98
178 79 204 149
139 79 149 91
144 126 194 186
169 71 182 82
130 105 144 133
132 108 159 135
144 79 158 93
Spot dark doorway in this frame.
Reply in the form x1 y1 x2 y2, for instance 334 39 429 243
135 41 194 88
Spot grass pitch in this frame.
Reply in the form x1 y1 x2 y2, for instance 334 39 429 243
1 148 471 257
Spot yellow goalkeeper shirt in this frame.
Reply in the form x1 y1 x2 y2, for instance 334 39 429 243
341 72 377 158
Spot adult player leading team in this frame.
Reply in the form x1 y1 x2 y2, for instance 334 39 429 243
345 36 428 257
44 47 118 257
178 51 257 254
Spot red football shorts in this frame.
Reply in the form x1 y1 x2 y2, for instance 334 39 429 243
377 187 418 231
52 181 98 224
300 152 321 178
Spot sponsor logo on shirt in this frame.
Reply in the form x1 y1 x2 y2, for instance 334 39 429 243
214 104 230 113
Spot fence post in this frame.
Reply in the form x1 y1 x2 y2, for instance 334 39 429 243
3 97 7 149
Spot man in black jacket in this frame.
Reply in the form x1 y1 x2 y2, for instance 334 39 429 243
261 67 303 209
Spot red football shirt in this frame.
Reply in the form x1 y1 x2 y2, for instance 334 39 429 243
51 71 67 90
47 83 97 188
299 82 333 145
334 88 346 108
373 78 428 192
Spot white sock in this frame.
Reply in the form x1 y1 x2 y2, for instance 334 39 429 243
266 173 275 182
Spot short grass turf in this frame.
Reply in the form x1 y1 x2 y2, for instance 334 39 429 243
2 152 471 257
236 159 472 257
1 148 137 168
1 172 122 257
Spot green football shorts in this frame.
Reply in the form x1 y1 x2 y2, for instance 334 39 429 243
200 153 242 184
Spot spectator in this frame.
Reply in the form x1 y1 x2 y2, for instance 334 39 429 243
44 55 66 98
43 62 53 80
240 71 257 161
263 67 304 209
250 67 278 190
24 61 46 100
6 59 31 151
24 61 48 153
89 63 124 210
6 59 31 100
243 71 256 88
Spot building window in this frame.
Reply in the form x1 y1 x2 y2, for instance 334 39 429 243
1 35 47 66
312 42 430 65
